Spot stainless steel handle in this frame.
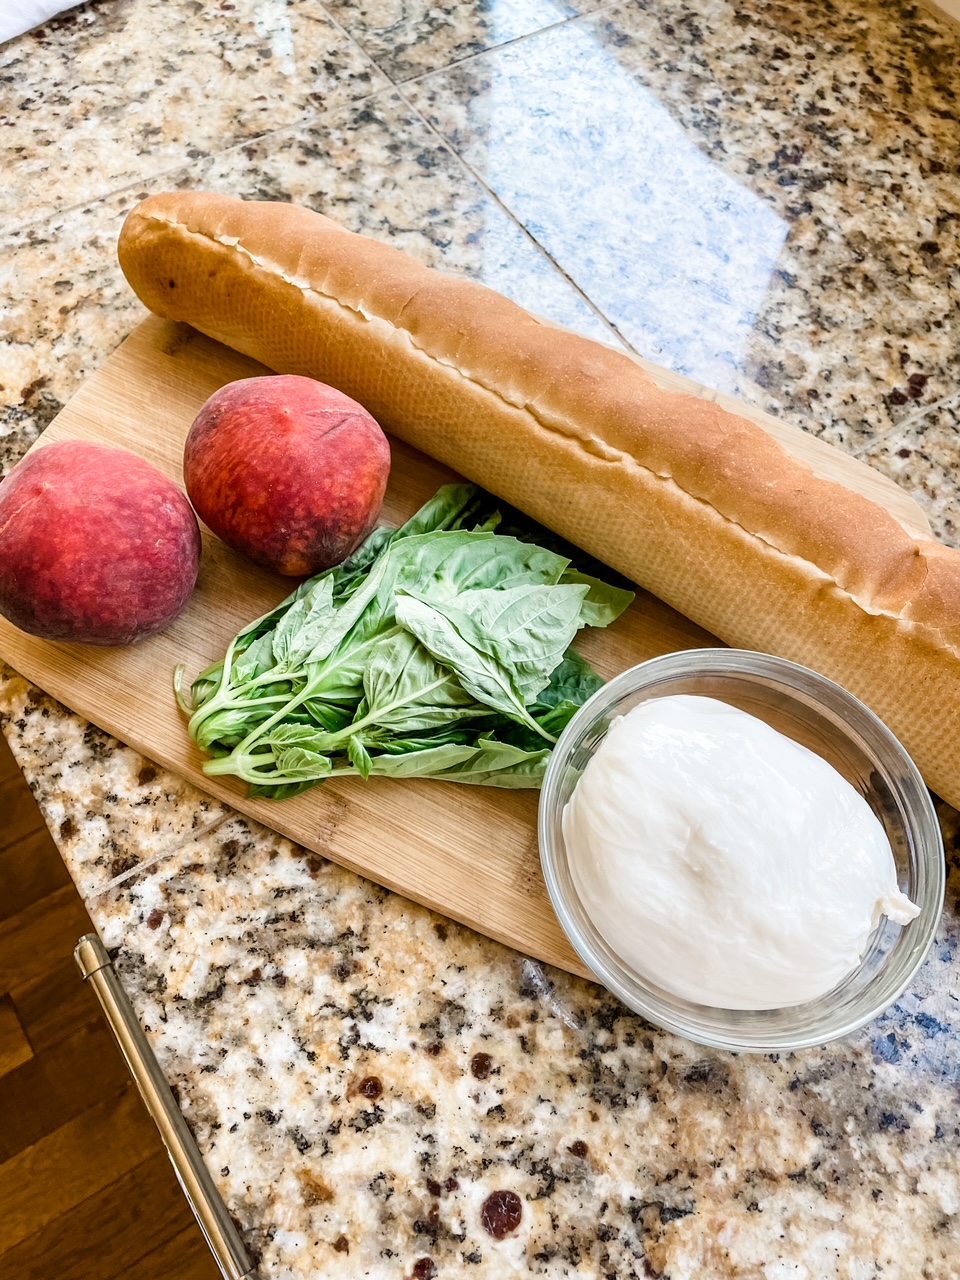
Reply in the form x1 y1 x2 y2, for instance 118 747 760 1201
75 933 256 1280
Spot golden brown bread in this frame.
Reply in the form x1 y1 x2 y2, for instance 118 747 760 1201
118 190 960 808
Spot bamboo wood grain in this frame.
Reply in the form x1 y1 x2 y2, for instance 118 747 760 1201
0 317 931 977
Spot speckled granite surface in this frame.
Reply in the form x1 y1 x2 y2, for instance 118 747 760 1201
2 0 960 1276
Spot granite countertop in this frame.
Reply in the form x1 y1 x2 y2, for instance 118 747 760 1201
3 1 960 1276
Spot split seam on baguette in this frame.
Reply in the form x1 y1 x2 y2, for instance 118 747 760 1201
135 208 926 635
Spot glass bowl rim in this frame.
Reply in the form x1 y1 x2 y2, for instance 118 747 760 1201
538 648 945 1052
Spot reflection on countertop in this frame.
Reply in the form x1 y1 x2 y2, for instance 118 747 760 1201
2 0 960 1276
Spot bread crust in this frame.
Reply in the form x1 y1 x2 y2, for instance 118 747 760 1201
118 191 960 807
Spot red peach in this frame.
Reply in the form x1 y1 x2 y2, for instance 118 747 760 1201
183 375 391 576
0 440 201 645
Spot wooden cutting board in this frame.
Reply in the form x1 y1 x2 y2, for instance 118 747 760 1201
0 316 930 978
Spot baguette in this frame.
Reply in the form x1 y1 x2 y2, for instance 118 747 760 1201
118 191 960 810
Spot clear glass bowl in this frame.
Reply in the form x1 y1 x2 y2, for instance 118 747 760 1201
539 649 944 1053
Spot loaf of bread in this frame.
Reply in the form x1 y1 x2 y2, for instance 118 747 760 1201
118 190 960 809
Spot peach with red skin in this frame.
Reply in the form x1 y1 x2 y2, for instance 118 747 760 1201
0 440 201 645
183 375 391 576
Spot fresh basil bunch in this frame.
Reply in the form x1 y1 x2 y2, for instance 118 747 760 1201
176 484 634 797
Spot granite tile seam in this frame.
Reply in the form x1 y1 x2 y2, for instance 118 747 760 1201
363 0 634 88
1 74 619 372
312 1 638 355
360 1 960 446
0 0 396 229
381 32 952 439
394 79 634 354
390 0 960 441
848 387 960 461
0 89 380 245
80 807 236 908
0 0 597 243
360 0 622 88
0 682 238 904
312 0 638 354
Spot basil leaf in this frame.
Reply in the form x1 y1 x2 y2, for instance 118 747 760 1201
271 576 336 668
301 699 356 733
263 724 330 748
531 698 583 739
190 666 223 710
302 528 548 703
328 485 495 603
272 744 334 781
193 707 262 753
321 525 397 599
489 503 636 592
298 553 394 666
455 756 549 788
364 737 548 787
307 637 386 705
374 728 480 752
499 652 604 749
559 568 635 628
323 486 493 603
529 651 604 711
347 736 373 780
410 582 589 704
392 531 569 602
429 736 551 788
179 481 632 796
296 633 492 754
395 594 534 729
361 631 485 733
392 483 492 537
365 742 480 778
234 576 317 645
232 631 277 684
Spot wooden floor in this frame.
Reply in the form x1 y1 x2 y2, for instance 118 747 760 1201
0 734 220 1280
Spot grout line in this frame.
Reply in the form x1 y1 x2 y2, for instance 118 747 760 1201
392 91 635 353
83 809 236 907
315 2 402 91
1 695 239 908
313 2 635 352
1 0 414 242
385 0 624 91
4 0 626 342
885 388 960 435
0 90 387 245
848 389 960 459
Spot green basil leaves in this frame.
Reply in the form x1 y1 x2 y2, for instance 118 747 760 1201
177 484 633 795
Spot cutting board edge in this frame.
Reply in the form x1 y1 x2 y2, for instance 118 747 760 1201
0 312 925 991
0 631 595 983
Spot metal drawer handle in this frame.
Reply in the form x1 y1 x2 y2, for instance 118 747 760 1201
75 933 256 1280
